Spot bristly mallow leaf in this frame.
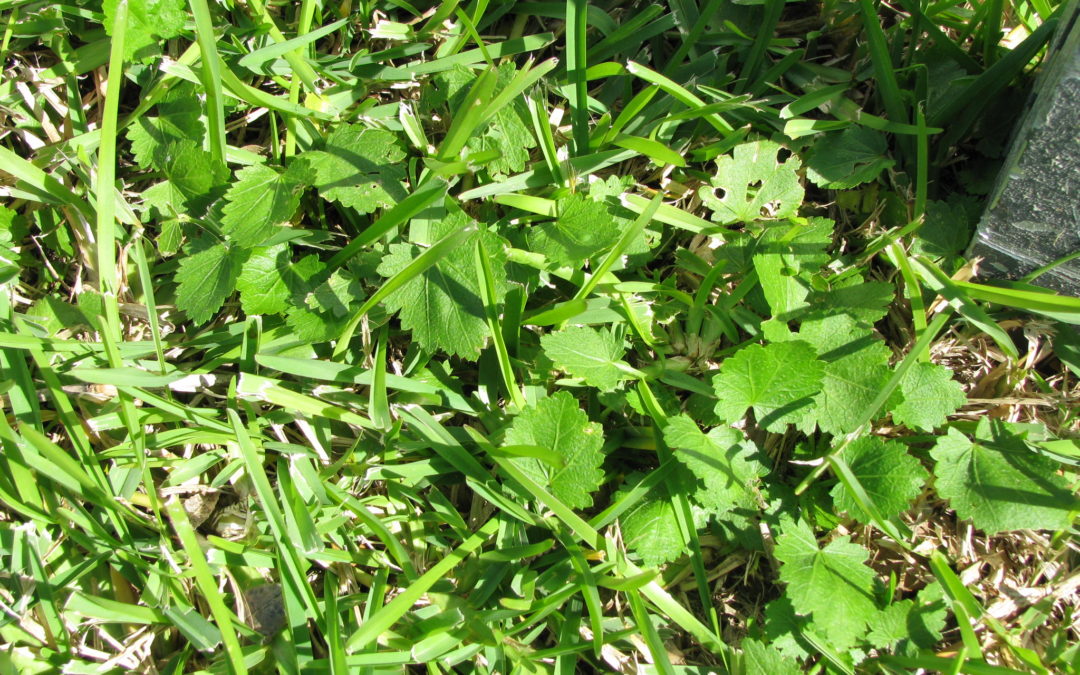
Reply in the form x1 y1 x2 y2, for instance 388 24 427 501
713 341 824 432
376 211 507 359
774 518 877 650
526 193 621 268
662 415 769 516
103 0 187 61
503 391 605 509
700 140 804 225
541 325 631 392
220 164 307 248
890 362 966 431
831 436 928 522
805 127 895 189
302 125 407 214
930 421 1077 533
174 240 246 324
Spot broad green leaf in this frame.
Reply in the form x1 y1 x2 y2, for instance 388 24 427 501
103 0 186 61
377 212 506 359
806 127 895 189
220 164 306 248
283 258 360 343
236 244 322 316
699 141 804 225
619 493 683 567
788 316 893 434
774 518 877 650
305 269 360 319
541 325 630 392
890 362 966 431
526 193 621 268
753 218 834 318
912 198 974 259
303 125 407 214
174 240 245 324
864 600 914 649
141 141 228 219
930 422 1076 533
503 391 605 510
763 597 812 661
830 436 928 521
126 84 205 170
662 415 768 517
802 278 894 324
713 341 824 432
866 583 947 650
740 639 801 675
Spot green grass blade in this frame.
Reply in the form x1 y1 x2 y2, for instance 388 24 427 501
333 225 477 359
164 497 247 675
345 518 499 651
565 0 590 156
188 0 228 163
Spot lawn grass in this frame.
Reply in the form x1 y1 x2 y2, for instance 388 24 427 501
0 0 1078 673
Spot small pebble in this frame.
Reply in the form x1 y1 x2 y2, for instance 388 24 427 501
244 583 287 637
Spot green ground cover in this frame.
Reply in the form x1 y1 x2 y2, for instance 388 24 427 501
0 0 1078 672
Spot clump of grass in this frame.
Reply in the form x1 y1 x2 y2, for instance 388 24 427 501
0 1 1077 673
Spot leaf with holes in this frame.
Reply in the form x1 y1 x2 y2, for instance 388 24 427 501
303 125 407 214
699 141 804 225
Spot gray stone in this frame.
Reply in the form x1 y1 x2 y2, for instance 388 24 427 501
968 0 1080 295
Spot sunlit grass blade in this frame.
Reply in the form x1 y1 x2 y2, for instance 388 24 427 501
188 0 228 163
345 518 499 651
333 225 477 359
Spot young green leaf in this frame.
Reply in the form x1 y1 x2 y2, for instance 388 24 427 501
174 240 245 323
503 391 605 510
619 493 684 567
237 243 309 316
377 212 506 359
753 218 834 318
866 583 947 651
806 127 895 189
830 436 928 522
713 341 824 432
302 125 407 214
700 141 804 225
740 639 802 675
662 415 769 516
220 164 306 248
305 269 360 319
774 519 877 650
890 362 966 431
141 141 228 219
103 0 186 61
802 278 895 324
930 423 1076 533
126 85 206 170
541 325 630 392
526 193 621 268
